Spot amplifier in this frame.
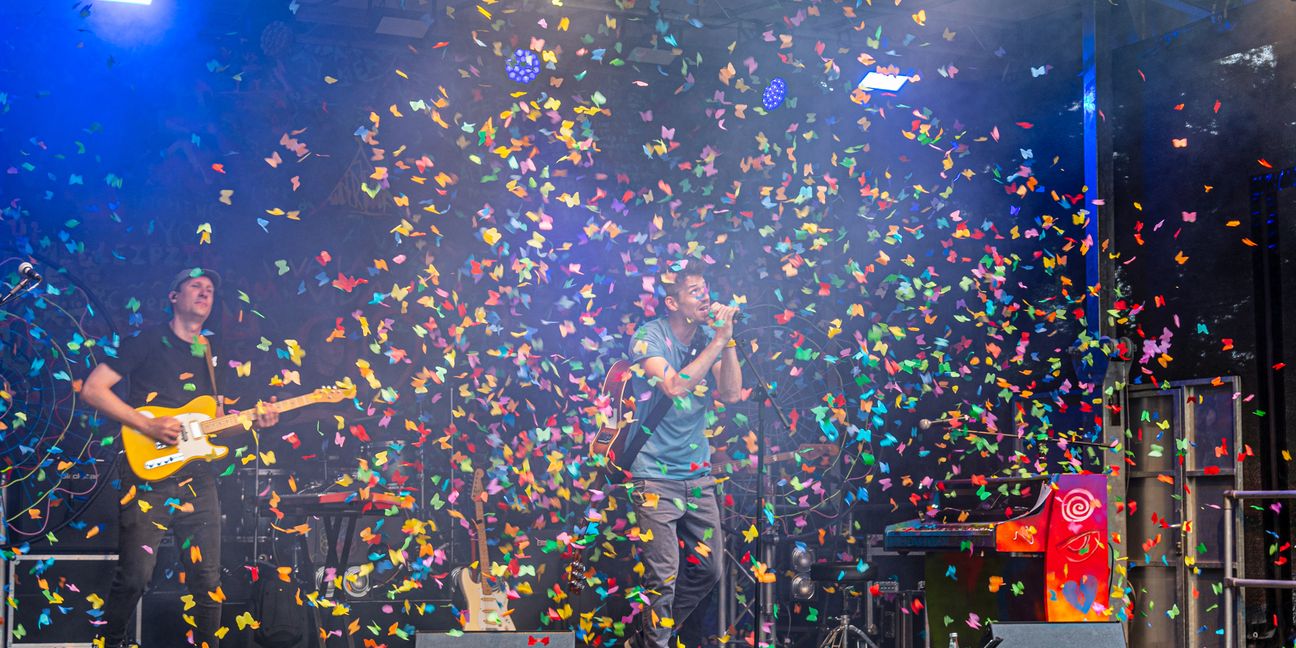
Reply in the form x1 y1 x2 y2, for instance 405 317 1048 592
4 462 120 552
415 632 575 648
5 553 141 648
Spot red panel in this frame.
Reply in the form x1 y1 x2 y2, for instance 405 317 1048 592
1043 474 1111 621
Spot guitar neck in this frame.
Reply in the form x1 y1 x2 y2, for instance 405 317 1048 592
713 450 794 472
713 446 837 474
199 392 321 435
474 507 493 595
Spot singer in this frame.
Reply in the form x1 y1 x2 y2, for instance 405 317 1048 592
624 265 743 648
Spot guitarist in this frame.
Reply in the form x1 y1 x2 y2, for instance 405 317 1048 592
82 268 280 648
626 266 742 648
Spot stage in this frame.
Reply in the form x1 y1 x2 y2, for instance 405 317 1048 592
2 0 1296 646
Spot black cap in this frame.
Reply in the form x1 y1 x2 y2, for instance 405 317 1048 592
169 267 222 293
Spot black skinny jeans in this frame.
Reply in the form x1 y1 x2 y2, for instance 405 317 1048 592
102 464 223 647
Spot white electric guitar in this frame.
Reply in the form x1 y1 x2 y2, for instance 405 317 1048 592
452 469 515 631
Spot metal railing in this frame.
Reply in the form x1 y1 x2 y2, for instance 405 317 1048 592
1223 490 1296 647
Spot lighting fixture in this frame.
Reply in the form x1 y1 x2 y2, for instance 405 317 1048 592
763 77 787 111
857 71 908 92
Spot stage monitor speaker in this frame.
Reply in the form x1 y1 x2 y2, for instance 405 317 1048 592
987 621 1125 647
4 465 121 552
415 632 575 648
6 553 141 647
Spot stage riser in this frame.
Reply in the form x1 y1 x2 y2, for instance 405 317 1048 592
5 554 140 648
988 621 1126 647
414 632 575 648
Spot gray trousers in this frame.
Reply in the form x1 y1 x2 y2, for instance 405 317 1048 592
630 475 724 648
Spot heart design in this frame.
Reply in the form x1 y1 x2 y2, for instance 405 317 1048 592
1061 575 1098 614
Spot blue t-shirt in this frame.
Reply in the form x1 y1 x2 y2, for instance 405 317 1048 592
626 318 713 479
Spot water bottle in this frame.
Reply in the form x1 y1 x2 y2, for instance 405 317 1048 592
947 632 959 648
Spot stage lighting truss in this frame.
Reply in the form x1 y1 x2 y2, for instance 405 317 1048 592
790 544 815 600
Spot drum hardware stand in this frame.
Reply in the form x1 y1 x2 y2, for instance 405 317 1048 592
818 583 878 648
733 338 797 648
820 614 877 648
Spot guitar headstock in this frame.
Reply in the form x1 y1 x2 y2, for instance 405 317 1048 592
562 544 590 593
313 385 356 403
471 468 485 502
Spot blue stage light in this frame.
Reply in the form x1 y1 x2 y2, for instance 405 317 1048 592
763 77 787 111
102 0 154 4
506 49 541 84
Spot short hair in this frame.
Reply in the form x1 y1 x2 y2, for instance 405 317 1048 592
661 267 706 302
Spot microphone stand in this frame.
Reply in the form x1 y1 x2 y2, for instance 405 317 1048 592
733 336 798 648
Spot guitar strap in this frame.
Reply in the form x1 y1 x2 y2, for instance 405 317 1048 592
611 331 711 479
199 336 226 417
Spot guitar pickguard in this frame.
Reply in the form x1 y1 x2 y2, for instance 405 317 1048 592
132 410 227 477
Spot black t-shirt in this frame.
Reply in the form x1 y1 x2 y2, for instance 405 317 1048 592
105 324 222 409
104 324 230 480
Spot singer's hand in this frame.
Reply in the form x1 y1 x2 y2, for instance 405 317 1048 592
708 303 740 340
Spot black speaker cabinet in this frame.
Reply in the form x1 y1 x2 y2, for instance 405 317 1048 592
6 553 141 647
414 632 575 648
988 621 1126 647
5 467 121 552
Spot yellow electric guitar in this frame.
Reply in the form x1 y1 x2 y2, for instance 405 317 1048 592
121 386 352 481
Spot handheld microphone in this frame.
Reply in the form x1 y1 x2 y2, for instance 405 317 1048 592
18 262 41 283
710 301 753 328
918 415 963 430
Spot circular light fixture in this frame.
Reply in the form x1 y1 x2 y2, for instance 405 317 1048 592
343 565 372 598
506 49 541 84
791 573 816 600
763 77 787 111
791 545 815 572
